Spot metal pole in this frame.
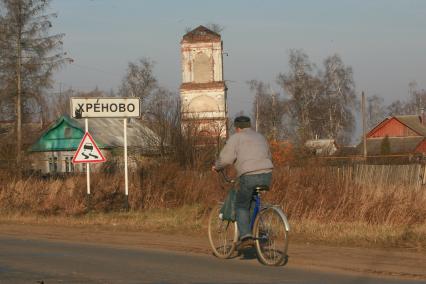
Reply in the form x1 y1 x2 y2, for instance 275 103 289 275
124 118 129 210
85 118 91 209
362 91 367 159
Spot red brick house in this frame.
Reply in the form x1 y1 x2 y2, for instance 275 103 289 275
363 115 426 156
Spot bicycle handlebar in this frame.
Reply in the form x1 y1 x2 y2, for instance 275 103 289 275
216 169 235 184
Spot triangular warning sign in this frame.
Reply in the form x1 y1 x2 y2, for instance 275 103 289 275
72 132 106 164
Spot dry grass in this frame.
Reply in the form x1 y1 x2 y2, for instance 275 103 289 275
1 207 425 251
1 163 426 250
268 165 426 226
290 219 426 251
0 205 206 234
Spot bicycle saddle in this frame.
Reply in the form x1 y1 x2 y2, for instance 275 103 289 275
255 185 269 191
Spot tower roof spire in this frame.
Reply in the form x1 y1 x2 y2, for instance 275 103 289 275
182 25 221 43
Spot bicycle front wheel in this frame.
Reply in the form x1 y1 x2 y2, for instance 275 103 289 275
254 206 289 266
208 204 238 259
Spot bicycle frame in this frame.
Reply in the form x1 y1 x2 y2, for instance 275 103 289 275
250 194 261 230
249 193 291 233
216 169 290 234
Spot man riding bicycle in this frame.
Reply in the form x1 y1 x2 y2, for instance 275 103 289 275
212 116 273 249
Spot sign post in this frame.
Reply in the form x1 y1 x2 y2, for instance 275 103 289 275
124 118 129 209
86 119 90 206
72 123 107 210
71 97 141 211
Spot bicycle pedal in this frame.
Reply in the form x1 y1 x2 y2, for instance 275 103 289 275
237 238 255 250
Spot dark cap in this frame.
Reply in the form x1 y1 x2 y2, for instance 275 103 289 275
234 116 251 129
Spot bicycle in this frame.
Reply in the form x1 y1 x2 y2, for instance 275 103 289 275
208 170 290 266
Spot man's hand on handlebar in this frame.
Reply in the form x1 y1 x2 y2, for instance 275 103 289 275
212 166 235 184
211 163 221 172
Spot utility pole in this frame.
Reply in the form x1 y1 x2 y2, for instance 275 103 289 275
255 96 259 132
271 89 277 140
329 107 333 139
16 4 22 168
362 91 367 159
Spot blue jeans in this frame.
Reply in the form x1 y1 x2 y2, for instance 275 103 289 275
236 172 272 239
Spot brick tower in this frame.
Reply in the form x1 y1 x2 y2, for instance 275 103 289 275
180 26 227 141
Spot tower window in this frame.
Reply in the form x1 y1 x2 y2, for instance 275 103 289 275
193 53 213 83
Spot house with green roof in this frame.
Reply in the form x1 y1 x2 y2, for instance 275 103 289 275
29 115 160 173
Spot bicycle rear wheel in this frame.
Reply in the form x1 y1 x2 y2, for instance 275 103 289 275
208 204 238 258
253 207 289 266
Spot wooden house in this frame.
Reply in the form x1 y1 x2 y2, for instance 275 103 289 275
361 115 426 156
28 115 160 174
305 138 338 156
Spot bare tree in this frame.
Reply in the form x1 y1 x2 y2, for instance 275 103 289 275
322 54 357 143
249 80 271 133
277 49 322 141
386 81 426 116
248 80 286 140
50 87 75 119
387 100 407 116
119 58 157 114
276 50 357 144
0 0 70 165
145 88 179 156
407 82 426 114
47 87 113 121
366 94 386 129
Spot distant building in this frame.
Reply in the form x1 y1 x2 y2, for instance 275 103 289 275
180 25 228 140
361 114 426 156
305 138 338 156
334 145 359 157
28 115 160 174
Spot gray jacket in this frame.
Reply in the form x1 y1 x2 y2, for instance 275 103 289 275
215 128 273 177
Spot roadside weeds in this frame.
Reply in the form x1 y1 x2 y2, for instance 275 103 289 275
1 207 425 252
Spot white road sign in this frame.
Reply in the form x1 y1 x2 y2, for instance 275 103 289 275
72 132 106 164
71 97 141 118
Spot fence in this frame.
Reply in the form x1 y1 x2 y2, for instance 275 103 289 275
303 164 425 191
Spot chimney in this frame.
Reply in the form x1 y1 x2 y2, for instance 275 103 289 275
421 108 425 125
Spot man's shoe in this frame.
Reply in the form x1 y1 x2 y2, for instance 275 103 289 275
238 237 255 250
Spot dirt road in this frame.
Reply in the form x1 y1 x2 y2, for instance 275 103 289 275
1 222 425 281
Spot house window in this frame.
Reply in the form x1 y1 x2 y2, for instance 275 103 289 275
64 127 72 138
64 157 74 172
48 157 58 173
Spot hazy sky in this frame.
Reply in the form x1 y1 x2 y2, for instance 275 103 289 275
50 0 426 117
